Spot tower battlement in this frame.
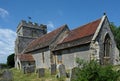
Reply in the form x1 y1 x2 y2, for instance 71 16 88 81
17 20 47 33
15 20 47 54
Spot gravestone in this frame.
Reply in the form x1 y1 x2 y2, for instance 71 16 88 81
38 68 45 78
51 64 56 75
27 65 35 73
70 67 78 81
23 65 35 74
2 69 13 81
58 64 66 77
23 66 26 74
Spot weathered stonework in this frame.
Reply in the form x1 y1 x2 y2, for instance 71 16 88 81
54 44 90 69
32 49 51 69
15 20 47 68
25 25 69 69
15 15 120 72
90 16 120 65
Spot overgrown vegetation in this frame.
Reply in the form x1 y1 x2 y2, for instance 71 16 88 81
110 23 120 50
72 58 120 81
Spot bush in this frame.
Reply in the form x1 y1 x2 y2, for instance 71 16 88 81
73 58 120 81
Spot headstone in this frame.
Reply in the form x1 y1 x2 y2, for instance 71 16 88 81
28 65 35 73
23 65 35 74
51 64 56 75
2 69 13 81
70 67 78 81
58 64 66 77
23 66 26 74
38 68 45 78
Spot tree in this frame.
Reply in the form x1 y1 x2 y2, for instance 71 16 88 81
110 23 120 50
7 53 15 68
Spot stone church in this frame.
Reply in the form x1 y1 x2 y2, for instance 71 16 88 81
15 14 120 70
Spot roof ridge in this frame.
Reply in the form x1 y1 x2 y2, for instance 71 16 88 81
59 18 102 44
71 18 101 31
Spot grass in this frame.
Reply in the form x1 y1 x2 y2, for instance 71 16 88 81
10 68 65 81
6 65 120 81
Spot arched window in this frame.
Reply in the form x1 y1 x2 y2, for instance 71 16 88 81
103 34 111 65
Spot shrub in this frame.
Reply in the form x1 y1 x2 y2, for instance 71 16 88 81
73 58 120 81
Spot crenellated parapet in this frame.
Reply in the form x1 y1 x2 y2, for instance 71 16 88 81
17 20 47 33
15 20 47 55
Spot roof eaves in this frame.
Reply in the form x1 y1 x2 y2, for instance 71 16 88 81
54 34 93 51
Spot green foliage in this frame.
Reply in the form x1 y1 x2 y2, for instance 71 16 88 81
110 23 120 50
73 59 120 81
0 63 7 69
7 53 15 68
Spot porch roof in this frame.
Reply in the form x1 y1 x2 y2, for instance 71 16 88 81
17 54 34 62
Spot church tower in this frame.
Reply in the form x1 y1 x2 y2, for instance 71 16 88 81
15 20 47 54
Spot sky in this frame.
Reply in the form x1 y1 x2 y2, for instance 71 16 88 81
0 0 120 63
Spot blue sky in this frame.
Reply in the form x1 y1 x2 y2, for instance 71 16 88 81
0 0 120 63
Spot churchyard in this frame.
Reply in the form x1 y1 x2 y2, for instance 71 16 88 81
0 64 120 81
0 68 67 81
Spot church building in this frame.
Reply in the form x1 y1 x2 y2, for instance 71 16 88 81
15 14 120 70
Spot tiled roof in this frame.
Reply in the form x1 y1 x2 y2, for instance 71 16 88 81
61 18 101 44
54 35 93 51
24 24 67 53
17 54 34 62
54 18 101 50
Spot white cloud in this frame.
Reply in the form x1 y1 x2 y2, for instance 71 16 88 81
47 21 55 33
0 8 9 18
0 28 16 63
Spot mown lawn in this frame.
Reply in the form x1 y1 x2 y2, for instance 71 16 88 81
10 68 65 81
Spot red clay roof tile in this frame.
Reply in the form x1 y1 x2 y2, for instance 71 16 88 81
24 24 67 52
61 18 101 44
17 54 34 62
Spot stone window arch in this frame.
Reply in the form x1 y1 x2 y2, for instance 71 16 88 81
103 33 111 64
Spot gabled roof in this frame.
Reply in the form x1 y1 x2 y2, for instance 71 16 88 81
24 24 68 53
62 18 101 43
54 18 102 51
17 54 34 62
